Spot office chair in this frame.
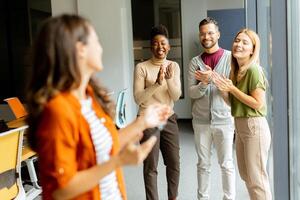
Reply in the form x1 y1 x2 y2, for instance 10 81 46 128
3 97 27 119
3 97 41 199
0 126 27 200
115 88 127 129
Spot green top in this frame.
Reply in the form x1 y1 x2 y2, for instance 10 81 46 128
230 64 267 117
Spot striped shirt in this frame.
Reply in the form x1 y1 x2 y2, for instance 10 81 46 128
81 97 122 200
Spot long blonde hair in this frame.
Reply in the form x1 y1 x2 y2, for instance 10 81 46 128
230 28 261 83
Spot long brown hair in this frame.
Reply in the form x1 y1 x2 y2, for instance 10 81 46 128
26 14 115 150
230 28 261 83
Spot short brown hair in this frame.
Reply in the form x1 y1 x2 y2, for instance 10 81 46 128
199 17 219 30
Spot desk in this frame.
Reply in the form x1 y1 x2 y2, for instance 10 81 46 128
22 146 36 161
6 118 36 161
7 117 27 129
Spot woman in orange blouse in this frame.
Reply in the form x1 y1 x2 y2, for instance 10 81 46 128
26 14 170 200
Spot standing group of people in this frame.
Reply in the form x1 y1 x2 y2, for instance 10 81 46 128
26 13 272 200
188 18 272 200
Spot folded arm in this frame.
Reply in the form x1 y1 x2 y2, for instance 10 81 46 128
213 73 265 110
230 86 265 110
133 65 160 105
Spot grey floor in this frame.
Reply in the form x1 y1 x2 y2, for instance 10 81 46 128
32 120 250 200
123 120 250 200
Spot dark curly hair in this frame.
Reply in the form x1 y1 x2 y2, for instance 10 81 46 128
150 24 169 43
26 14 115 150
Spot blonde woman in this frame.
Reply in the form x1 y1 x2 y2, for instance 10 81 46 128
213 29 272 200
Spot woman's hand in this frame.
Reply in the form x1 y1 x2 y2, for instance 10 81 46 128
143 104 171 128
118 103 171 166
165 63 174 79
118 135 157 166
118 104 170 150
212 72 266 110
156 66 165 85
212 72 234 92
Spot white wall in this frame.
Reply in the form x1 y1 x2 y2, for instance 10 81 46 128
51 0 77 15
51 0 136 122
77 0 136 122
207 0 244 10
176 0 207 118
52 0 137 122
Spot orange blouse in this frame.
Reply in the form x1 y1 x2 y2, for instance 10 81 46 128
36 87 127 200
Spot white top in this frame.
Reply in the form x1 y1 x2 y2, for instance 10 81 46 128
81 97 122 200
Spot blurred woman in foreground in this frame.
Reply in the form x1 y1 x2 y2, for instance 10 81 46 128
26 14 170 200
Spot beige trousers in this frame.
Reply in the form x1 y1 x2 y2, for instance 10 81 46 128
235 117 272 200
193 123 235 200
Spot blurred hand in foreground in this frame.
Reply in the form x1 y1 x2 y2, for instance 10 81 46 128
143 104 171 128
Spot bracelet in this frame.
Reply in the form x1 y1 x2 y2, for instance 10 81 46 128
208 75 212 83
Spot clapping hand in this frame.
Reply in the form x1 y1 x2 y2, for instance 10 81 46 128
118 103 171 166
156 66 165 85
211 72 233 92
195 65 213 85
143 104 171 128
118 134 157 165
164 63 174 79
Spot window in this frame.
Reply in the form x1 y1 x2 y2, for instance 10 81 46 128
287 0 300 199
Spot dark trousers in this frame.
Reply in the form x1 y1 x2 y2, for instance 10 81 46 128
141 114 180 200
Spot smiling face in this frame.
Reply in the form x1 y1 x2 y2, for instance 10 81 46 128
199 23 220 50
232 32 254 62
85 26 104 72
151 34 170 59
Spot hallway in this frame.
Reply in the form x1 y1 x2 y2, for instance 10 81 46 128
124 120 249 200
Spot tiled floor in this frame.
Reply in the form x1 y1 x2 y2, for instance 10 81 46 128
123 120 249 200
